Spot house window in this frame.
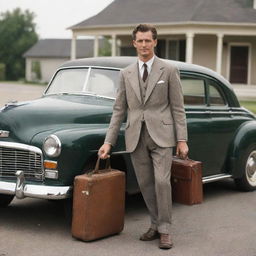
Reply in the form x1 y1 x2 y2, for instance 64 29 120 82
168 40 186 61
120 47 137 56
156 39 186 61
156 40 166 58
120 39 186 61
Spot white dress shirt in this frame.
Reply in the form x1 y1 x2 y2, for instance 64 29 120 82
138 56 155 78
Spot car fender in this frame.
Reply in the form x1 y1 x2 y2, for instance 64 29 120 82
31 125 126 185
228 120 256 178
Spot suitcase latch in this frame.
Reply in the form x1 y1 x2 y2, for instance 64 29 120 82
82 190 89 196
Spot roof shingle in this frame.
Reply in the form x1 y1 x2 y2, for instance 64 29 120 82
23 39 101 58
70 0 256 29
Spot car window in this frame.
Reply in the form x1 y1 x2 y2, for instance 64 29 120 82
86 68 119 98
46 68 119 98
47 69 89 94
180 77 206 105
208 84 226 106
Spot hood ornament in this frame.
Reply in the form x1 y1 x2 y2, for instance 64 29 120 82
0 130 9 137
0 101 18 112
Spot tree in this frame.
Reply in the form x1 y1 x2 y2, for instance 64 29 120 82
0 8 38 80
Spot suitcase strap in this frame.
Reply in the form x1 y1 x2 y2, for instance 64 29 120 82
89 157 111 175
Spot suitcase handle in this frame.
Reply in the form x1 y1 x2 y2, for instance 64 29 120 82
174 155 189 161
90 157 111 175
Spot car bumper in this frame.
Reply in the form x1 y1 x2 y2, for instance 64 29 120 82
0 172 72 200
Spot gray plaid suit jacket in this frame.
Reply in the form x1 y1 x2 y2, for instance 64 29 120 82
105 57 187 152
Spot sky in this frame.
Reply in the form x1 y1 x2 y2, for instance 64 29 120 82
0 0 114 38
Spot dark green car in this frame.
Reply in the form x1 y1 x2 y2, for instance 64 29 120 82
0 57 256 207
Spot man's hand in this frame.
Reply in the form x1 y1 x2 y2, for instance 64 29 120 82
98 143 111 159
176 141 189 159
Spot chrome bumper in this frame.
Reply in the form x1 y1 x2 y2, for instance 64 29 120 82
0 171 72 200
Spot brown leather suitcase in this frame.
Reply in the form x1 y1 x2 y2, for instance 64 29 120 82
171 157 203 205
71 158 125 241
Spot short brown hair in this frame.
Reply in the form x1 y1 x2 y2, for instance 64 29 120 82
132 24 157 40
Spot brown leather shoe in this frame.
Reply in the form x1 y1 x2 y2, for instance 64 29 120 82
159 233 173 249
140 228 159 241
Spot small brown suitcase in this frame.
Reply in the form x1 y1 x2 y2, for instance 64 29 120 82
71 158 125 241
171 157 203 205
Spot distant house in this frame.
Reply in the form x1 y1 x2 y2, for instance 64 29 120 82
23 39 103 83
69 0 256 85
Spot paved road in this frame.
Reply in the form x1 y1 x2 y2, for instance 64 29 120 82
0 180 256 256
0 82 46 107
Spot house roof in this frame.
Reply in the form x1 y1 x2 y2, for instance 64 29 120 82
70 0 256 29
23 39 102 58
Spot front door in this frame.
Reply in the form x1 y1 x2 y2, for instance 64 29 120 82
229 45 249 84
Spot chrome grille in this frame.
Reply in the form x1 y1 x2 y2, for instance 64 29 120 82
0 142 44 181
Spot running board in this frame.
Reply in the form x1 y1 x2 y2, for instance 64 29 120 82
202 174 232 184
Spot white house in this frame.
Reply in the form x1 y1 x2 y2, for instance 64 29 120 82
69 0 256 85
23 39 103 83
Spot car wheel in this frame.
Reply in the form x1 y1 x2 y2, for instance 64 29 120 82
0 194 14 207
235 145 256 191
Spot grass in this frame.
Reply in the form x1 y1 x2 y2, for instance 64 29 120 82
240 100 256 114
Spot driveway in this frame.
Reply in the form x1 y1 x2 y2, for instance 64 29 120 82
0 180 256 256
0 82 46 107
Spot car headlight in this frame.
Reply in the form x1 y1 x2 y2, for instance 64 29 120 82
43 135 61 157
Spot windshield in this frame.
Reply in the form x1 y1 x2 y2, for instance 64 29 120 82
45 67 120 98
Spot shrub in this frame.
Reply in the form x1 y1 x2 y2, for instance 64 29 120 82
0 63 6 80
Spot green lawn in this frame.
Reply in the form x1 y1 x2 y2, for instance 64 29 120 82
240 101 256 114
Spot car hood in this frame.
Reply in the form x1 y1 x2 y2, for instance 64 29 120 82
0 95 114 144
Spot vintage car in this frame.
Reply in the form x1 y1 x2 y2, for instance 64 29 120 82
0 57 256 207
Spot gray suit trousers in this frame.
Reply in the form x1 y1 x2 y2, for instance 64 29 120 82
130 123 173 234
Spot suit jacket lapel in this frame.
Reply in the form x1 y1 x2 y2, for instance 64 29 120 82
144 57 164 104
127 63 142 104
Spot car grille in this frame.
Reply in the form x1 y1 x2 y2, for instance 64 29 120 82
0 143 44 181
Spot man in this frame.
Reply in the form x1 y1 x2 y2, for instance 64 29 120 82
98 24 188 249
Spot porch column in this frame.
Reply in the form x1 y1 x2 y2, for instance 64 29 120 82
94 36 99 57
71 34 77 60
216 33 224 74
112 34 117 56
186 32 194 63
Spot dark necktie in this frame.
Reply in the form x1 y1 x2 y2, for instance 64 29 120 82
142 63 148 82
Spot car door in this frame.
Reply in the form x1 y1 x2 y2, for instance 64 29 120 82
203 78 234 174
180 72 213 176
204 77 251 174
181 72 249 176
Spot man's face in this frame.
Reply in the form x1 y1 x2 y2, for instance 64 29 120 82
133 31 157 60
